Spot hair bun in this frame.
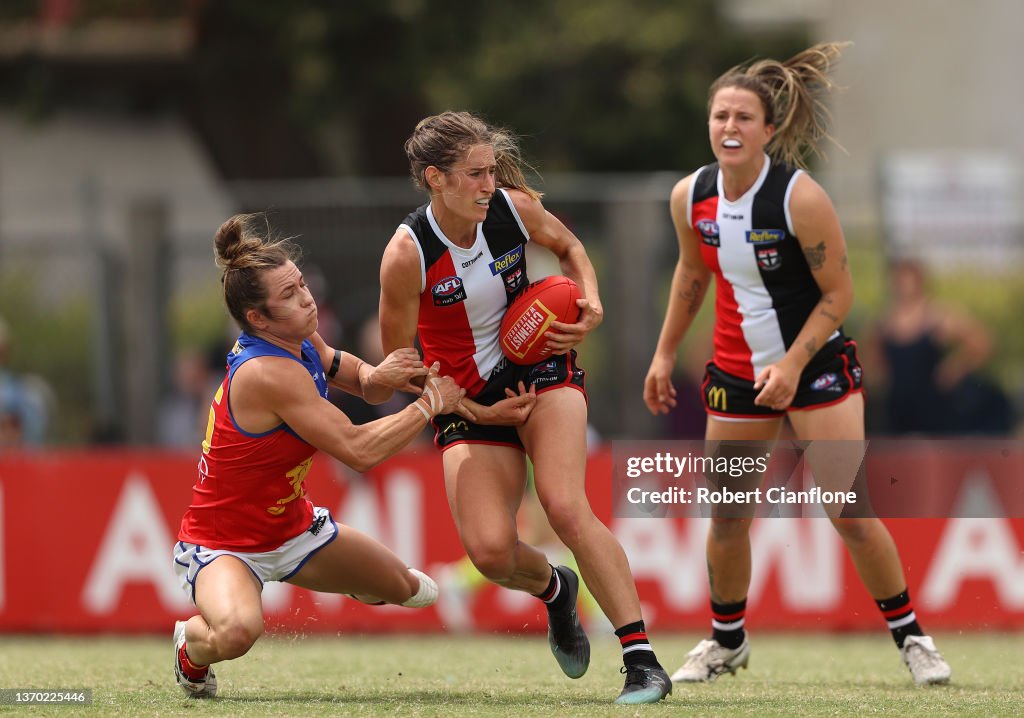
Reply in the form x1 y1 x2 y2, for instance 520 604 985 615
213 215 247 270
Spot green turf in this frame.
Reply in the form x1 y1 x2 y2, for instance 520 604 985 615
0 632 1019 717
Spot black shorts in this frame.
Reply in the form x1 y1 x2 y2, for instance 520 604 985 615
432 350 587 451
703 338 863 419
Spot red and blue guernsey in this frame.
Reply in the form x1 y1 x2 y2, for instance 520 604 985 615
399 188 531 397
178 332 329 552
688 156 842 381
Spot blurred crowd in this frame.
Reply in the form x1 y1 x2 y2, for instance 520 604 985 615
1 257 1020 453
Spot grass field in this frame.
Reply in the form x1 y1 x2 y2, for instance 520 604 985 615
1 632 1021 717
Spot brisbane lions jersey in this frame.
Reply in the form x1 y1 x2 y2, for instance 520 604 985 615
399 188 530 396
689 156 842 381
178 333 328 552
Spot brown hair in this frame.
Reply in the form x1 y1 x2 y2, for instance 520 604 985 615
709 42 849 169
404 111 542 200
213 214 301 332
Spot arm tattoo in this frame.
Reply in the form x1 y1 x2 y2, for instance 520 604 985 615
679 277 705 316
840 253 848 272
819 295 839 323
804 338 818 357
803 241 827 271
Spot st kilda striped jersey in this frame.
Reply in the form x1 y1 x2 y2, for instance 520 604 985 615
689 156 842 380
399 188 530 397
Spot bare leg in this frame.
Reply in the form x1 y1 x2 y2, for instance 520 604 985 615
520 388 640 628
703 416 784 602
789 394 907 598
286 525 422 603
186 556 265 666
443 443 552 594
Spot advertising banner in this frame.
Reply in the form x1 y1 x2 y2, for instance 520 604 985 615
1 446 1021 633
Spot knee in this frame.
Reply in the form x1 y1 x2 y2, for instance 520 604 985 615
709 518 752 542
543 502 588 548
831 517 877 545
464 540 516 582
214 619 263 660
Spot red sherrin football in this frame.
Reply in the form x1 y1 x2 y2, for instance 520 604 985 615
499 275 581 365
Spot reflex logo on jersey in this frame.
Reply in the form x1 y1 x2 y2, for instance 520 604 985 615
746 229 785 244
696 219 721 247
756 246 781 270
432 276 467 306
489 246 523 275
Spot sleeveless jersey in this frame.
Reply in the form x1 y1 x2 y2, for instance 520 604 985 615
399 188 531 396
688 156 841 380
178 332 329 552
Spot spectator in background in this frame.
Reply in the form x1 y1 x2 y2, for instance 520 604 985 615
868 257 1013 435
0 316 55 448
157 345 224 450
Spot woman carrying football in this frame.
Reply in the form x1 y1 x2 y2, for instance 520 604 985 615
378 111 670 704
643 43 951 686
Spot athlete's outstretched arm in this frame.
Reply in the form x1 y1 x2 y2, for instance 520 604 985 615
507 189 603 354
309 332 427 405
752 173 852 410
233 356 462 473
644 174 711 415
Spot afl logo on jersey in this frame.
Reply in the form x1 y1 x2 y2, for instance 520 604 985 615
696 219 720 247
746 229 785 244
432 276 467 306
756 246 781 271
490 245 523 275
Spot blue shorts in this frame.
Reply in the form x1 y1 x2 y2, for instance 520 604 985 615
433 350 586 451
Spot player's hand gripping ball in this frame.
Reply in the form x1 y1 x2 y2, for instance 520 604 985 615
499 276 581 365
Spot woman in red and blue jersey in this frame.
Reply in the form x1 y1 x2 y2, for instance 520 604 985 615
172 214 466 699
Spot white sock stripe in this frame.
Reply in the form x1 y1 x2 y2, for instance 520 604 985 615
712 617 745 630
888 612 918 629
622 644 654 654
543 568 561 603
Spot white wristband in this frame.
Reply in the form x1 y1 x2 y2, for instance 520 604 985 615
413 399 432 421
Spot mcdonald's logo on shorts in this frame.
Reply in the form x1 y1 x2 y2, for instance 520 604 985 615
707 385 728 411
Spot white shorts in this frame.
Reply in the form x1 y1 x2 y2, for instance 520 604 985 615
173 506 338 604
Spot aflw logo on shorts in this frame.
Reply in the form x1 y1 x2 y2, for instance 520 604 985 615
502 301 556 358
